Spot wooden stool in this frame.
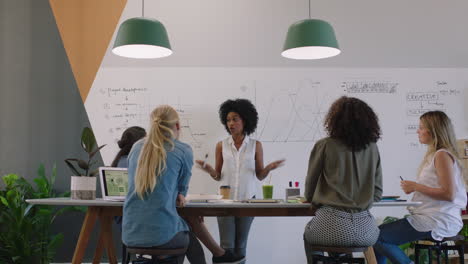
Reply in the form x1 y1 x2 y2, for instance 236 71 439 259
123 246 187 264
308 245 376 264
414 235 465 264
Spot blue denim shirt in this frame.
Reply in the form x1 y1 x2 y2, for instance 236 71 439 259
122 138 193 247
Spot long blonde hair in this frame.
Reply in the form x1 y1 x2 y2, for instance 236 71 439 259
419 111 460 170
135 105 179 199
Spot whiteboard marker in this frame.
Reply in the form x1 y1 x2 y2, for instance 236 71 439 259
202 153 208 168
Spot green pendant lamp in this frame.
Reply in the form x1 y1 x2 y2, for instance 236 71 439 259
282 1 340 60
112 0 172 59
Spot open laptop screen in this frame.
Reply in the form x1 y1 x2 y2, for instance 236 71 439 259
99 167 128 199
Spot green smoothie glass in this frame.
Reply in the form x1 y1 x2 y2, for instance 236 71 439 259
262 185 273 199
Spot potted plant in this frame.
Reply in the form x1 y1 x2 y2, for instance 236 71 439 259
0 164 84 263
65 127 105 200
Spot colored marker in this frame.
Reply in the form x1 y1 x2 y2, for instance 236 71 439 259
399 176 404 181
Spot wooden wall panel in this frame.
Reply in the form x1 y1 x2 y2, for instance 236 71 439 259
49 0 127 102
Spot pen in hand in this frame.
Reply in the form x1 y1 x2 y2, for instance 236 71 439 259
399 176 404 181
202 153 208 168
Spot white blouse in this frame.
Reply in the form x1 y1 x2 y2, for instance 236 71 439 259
407 149 467 241
220 135 259 200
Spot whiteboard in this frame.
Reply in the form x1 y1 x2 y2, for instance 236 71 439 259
86 67 468 263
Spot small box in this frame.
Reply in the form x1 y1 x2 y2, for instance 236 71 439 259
285 188 300 202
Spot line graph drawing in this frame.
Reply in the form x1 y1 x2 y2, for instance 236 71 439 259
255 80 330 143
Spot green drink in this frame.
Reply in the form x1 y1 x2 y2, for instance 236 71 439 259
262 185 273 199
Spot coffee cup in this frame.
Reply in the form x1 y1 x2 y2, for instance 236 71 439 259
219 185 231 199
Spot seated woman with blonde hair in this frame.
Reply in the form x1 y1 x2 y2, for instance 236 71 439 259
122 105 244 264
374 111 467 264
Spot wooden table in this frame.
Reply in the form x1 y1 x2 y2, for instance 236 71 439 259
26 198 421 264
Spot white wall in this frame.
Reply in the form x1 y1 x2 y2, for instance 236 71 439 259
103 0 468 68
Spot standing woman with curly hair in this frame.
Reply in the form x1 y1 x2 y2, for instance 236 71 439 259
196 98 285 262
303 96 383 263
374 111 467 264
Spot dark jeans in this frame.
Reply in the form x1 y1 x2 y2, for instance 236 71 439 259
130 231 191 264
217 216 254 263
185 231 206 264
373 218 431 264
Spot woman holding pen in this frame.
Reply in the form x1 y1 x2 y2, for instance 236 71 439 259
373 111 467 264
196 98 285 262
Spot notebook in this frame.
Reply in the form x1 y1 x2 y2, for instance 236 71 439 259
99 167 129 201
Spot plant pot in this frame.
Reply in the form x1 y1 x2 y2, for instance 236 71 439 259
71 176 96 200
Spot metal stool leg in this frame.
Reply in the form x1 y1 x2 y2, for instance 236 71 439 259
414 244 421 264
436 247 441 264
122 244 129 264
458 244 464 264
442 246 449 264
428 248 432 264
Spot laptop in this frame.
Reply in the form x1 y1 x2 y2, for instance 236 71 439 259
99 167 129 201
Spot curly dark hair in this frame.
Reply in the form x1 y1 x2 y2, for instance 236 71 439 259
111 126 146 167
219 99 258 135
324 96 381 151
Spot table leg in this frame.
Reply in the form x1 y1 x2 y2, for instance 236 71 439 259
101 215 117 264
72 207 99 264
363 247 377 264
92 228 105 264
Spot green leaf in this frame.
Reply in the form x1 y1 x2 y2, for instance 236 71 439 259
6 189 18 202
37 164 46 179
33 178 48 195
37 208 53 217
382 216 400 225
51 163 57 186
47 233 64 259
71 205 87 213
0 196 9 207
89 144 106 159
77 159 89 170
64 159 82 176
2 174 19 188
59 191 71 198
81 127 96 153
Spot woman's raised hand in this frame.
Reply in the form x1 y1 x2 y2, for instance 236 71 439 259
266 159 286 171
195 160 213 172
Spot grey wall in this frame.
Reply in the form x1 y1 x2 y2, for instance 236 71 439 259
0 0 121 262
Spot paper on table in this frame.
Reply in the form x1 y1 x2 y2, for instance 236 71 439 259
208 199 235 203
186 194 222 201
246 199 281 203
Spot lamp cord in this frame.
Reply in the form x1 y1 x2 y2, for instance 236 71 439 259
308 0 311 19
142 0 145 17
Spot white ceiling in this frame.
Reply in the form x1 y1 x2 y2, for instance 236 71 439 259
101 0 468 68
